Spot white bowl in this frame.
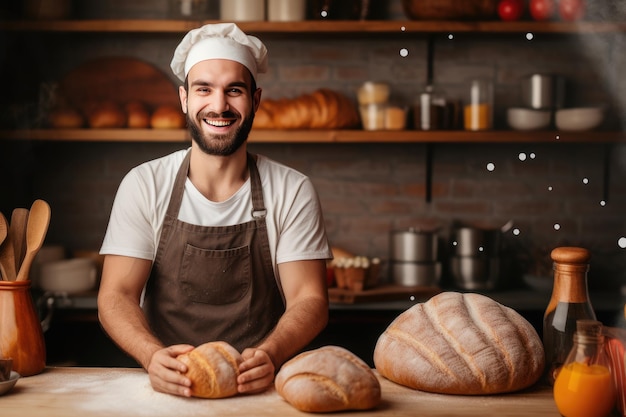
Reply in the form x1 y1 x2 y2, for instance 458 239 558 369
555 107 605 131
507 107 551 131
37 258 97 294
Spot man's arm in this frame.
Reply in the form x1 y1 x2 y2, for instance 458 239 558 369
237 258 329 393
97 254 194 396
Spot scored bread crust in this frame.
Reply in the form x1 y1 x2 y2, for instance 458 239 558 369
253 89 359 130
275 345 381 413
176 341 243 398
373 292 545 395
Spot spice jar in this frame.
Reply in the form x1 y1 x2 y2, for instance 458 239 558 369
464 79 493 131
553 320 616 417
543 247 597 385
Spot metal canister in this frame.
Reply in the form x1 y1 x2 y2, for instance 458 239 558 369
522 74 566 110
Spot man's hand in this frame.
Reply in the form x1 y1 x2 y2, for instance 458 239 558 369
237 348 275 394
146 344 195 397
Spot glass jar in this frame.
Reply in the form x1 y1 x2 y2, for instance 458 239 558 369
463 79 493 131
553 320 616 417
543 247 597 385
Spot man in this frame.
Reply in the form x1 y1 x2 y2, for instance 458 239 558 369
97 23 332 398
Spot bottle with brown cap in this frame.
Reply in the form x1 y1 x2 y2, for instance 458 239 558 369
543 247 596 385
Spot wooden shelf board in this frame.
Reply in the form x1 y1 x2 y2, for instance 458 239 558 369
1 129 623 144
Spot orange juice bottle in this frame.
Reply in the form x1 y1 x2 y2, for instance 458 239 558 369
553 320 617 417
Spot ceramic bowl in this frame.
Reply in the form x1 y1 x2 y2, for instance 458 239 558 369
555 107 605 131
0 371 19 396
37 258 97 294
507 107 551 131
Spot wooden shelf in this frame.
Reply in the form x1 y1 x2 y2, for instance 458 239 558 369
1 129 623 144
1 19 625 34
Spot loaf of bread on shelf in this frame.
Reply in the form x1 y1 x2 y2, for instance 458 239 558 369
150 104 186 129
87 101 126 128
48 107 84 128
374 291 545 395
176 341 242 399
254 88 360 129
125 100 151 128
275 345 381 413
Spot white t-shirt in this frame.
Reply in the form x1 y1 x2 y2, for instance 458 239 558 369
100 149 332 279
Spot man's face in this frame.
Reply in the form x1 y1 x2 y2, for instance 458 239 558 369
179 59 261 156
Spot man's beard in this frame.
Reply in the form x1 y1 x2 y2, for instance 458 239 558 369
187 110 255 156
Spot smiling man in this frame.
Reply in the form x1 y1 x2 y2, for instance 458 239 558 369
97 23 331 398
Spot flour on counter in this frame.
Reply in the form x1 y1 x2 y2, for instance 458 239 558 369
45 369 286 416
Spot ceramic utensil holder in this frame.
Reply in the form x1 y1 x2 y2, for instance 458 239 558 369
0 280 46 376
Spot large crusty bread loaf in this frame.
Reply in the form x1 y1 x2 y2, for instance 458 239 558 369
275 345 381 413
253 89 360 130
176 341 242 398
374 292 545 395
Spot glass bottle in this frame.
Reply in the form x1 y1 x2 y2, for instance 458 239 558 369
463 79 493 131
553 320 616 417
543 246 596 385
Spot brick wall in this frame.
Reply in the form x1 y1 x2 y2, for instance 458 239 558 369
1 0 625 291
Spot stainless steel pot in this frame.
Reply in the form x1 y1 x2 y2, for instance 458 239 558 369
391 261 441 287
390 228 438 262
451 226 501 257
451 256 499 290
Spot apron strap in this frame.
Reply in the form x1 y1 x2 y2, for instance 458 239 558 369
247 153 267 219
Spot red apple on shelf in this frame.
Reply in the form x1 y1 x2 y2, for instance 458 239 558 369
558 0 586 21
530 0 556 20
498 0 525 21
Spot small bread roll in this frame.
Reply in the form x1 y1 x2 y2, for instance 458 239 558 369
150 105 185 129
125 101 150 128
275 345 381 413
176 341 243 399
88 101 125 128
48 107 84 128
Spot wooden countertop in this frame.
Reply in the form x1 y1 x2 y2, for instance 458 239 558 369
2 367 560 416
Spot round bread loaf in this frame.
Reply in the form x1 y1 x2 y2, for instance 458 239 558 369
176 341 242 399
374 292 545 395
275 345 381 413
48 107 84 128
88 101 126 128
125 100 151 128
150 105 185 129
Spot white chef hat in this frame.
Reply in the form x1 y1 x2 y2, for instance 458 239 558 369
170 22 268 83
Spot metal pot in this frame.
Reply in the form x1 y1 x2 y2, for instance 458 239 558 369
391 262 441 287
451 226 501 257
390 228 438 262
451 256 499 290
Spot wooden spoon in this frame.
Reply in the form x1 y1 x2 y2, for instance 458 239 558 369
0 212 16 281
0 212 8 279
10 208 29 273
16 200 51 282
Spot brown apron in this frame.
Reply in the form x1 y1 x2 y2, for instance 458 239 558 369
143 151 285 351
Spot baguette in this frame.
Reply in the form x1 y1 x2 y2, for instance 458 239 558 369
176 341 242 399
275 345 381 413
